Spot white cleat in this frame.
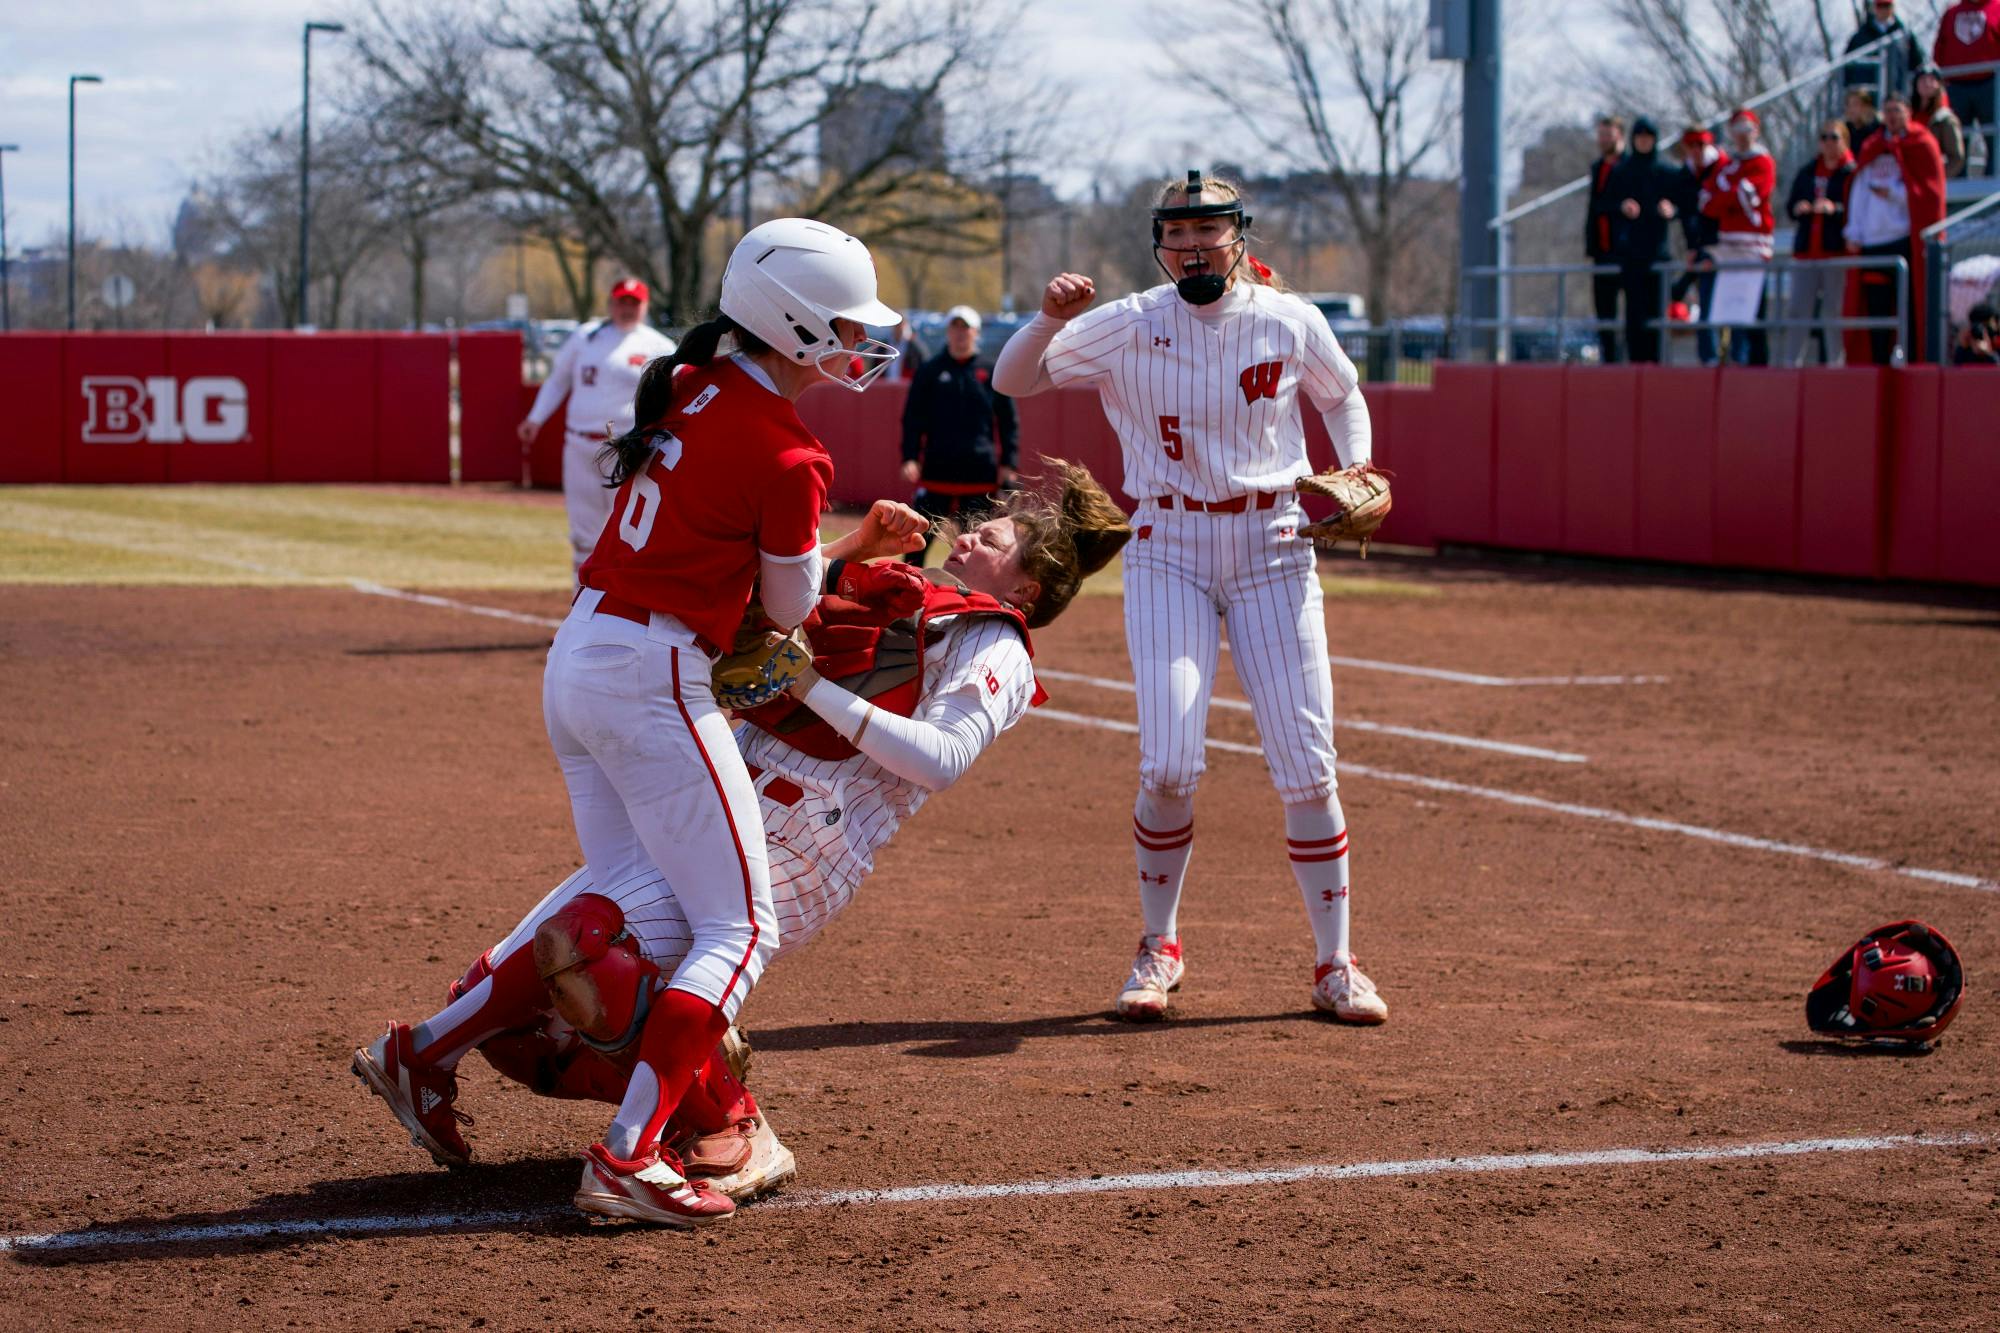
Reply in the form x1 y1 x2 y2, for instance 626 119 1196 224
1113 934 1185 1022
698 1112 799 1202
1312 956 1389 1025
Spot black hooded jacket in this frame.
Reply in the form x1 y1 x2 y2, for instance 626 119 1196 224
1605 120 1684 264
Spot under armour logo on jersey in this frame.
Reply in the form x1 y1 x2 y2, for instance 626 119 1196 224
1152 335 1172 348
1238 361 1282 403
1278 526 1296 540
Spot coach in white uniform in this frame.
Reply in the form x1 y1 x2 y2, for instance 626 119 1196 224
517 278 677 573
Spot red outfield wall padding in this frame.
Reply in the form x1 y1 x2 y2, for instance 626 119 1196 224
164 335 271 484
1492 365 1567 550
1425 363 1497 545
1883 367 1941 580
459 332 527 484
0 335 66 482
63 335 170 483
1795 367 1886 579
1937 371 2000 586
374 335 450 483
269 335 379 482
1713 369 1803 571
1377 383 1435 548
1635 366 1719 565
1561 366 1639 558
798 380 911 510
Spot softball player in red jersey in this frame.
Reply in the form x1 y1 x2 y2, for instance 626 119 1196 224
354 467 1129 1205
355 217 908 1229
994 171 1389 1027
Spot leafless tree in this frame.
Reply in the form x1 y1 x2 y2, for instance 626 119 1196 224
1160 0 1459 322
346 0 1054 322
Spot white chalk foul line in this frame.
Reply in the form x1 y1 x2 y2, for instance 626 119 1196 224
1030 708 1999 892
347 580 565 630
1221 642 1668 687
1035 667 1587 765
0 1132 1977 1253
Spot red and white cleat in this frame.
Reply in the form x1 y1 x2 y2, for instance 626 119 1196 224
351 1021 474 1168
1113 934 1185 1022
1312 956 1389 1025
575 1143 736 1227
683 1112 799 1202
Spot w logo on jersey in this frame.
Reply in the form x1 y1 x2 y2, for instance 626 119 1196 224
1237 360 1282 404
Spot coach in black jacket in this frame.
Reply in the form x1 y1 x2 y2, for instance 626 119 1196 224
1607 118 1684 363
900 305 1019 561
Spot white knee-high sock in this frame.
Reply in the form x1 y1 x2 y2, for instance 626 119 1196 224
1286 794 1351 964
1133 788 1195 941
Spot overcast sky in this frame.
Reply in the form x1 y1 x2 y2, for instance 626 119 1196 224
2 0 1590 250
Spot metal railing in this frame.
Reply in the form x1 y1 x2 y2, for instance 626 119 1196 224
1460 254 1910 365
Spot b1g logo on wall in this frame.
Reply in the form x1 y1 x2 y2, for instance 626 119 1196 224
81 376 250 445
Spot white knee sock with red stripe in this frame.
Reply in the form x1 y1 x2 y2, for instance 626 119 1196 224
1286 795 1350 964
1133 788 1195 941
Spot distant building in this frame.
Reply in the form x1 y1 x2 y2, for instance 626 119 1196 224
818 82 947 178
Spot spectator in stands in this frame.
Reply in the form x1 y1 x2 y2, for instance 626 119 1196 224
1954 302 2000 363
1846 88 1883 152
1934 0 2000 173
1913 67 1969 177
1608 118 1682 362
1846 95 1949 363
1673 126 1728 364
888 315 926 381
1703 109 1779 365
1783 121 1856 366
1845 0 1925 91
898 305 1019 561
1584 116 1627 362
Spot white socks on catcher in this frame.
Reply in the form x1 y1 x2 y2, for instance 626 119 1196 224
1286 794 1352 965
1133 788 1195 941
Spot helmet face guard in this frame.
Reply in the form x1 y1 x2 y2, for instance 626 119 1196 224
816 338 900 392
1806 919 1965 1047
1153 169 1253 306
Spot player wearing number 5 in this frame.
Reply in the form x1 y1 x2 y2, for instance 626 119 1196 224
994 172 1388 1026
356 218 908 1229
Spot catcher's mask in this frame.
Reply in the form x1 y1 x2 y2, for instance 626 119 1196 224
533 893 659 1053
1805 919 1964 1047
1152 170 1252 306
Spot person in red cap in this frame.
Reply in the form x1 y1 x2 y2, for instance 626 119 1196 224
1701 108 1778 364
519 278 679 575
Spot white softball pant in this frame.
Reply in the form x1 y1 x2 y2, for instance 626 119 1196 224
563 429 616 573
1122 497 1338 804
541 590 778 1021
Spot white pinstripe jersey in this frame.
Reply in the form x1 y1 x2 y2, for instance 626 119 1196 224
731 614 1038 952
1044 282 1361 502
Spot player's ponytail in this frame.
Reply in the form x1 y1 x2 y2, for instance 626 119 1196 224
601 314 773 486
1003 458 1133 628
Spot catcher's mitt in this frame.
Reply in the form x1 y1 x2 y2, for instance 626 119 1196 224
1297 463 1392 557
713 628 812 711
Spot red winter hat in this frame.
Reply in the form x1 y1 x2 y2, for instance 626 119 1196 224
1729 107 1760 130
1680 127 1714 146
609 278 649 303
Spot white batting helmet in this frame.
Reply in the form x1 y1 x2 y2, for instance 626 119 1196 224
721 218 901 391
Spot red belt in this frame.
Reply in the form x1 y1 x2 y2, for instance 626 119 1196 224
1157 491 1280 513
572 588 719 657
744 764 804 808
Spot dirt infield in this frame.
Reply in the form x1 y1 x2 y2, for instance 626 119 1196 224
3 539 1998 1328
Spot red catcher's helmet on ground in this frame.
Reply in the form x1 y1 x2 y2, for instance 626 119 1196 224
1806 920 1964 1046
533 893 659 1052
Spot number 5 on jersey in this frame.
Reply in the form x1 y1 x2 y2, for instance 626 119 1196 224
616 431 684 550
1158 415 1183 461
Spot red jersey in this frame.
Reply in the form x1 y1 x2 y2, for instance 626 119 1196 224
578 358 832 650
1936 2 2000 80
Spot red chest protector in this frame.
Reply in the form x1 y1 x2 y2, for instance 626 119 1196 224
740 569 1044 761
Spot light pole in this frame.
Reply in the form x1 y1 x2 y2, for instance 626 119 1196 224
68 73 102 331
0 144 19 332
299 20 345 328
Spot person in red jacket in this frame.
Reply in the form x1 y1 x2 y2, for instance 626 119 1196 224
1846 95 1949 362
1934 0 2000 173
1702 108 1779 364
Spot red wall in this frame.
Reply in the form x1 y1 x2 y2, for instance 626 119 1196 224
1 332 452 484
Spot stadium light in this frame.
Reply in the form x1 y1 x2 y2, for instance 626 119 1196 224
300 21 346 329
69 74 102 331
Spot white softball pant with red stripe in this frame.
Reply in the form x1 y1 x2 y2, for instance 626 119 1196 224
542 590 777 1022
1122 498 1337 804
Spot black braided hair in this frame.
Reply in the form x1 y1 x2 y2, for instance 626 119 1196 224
600 314 772 486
